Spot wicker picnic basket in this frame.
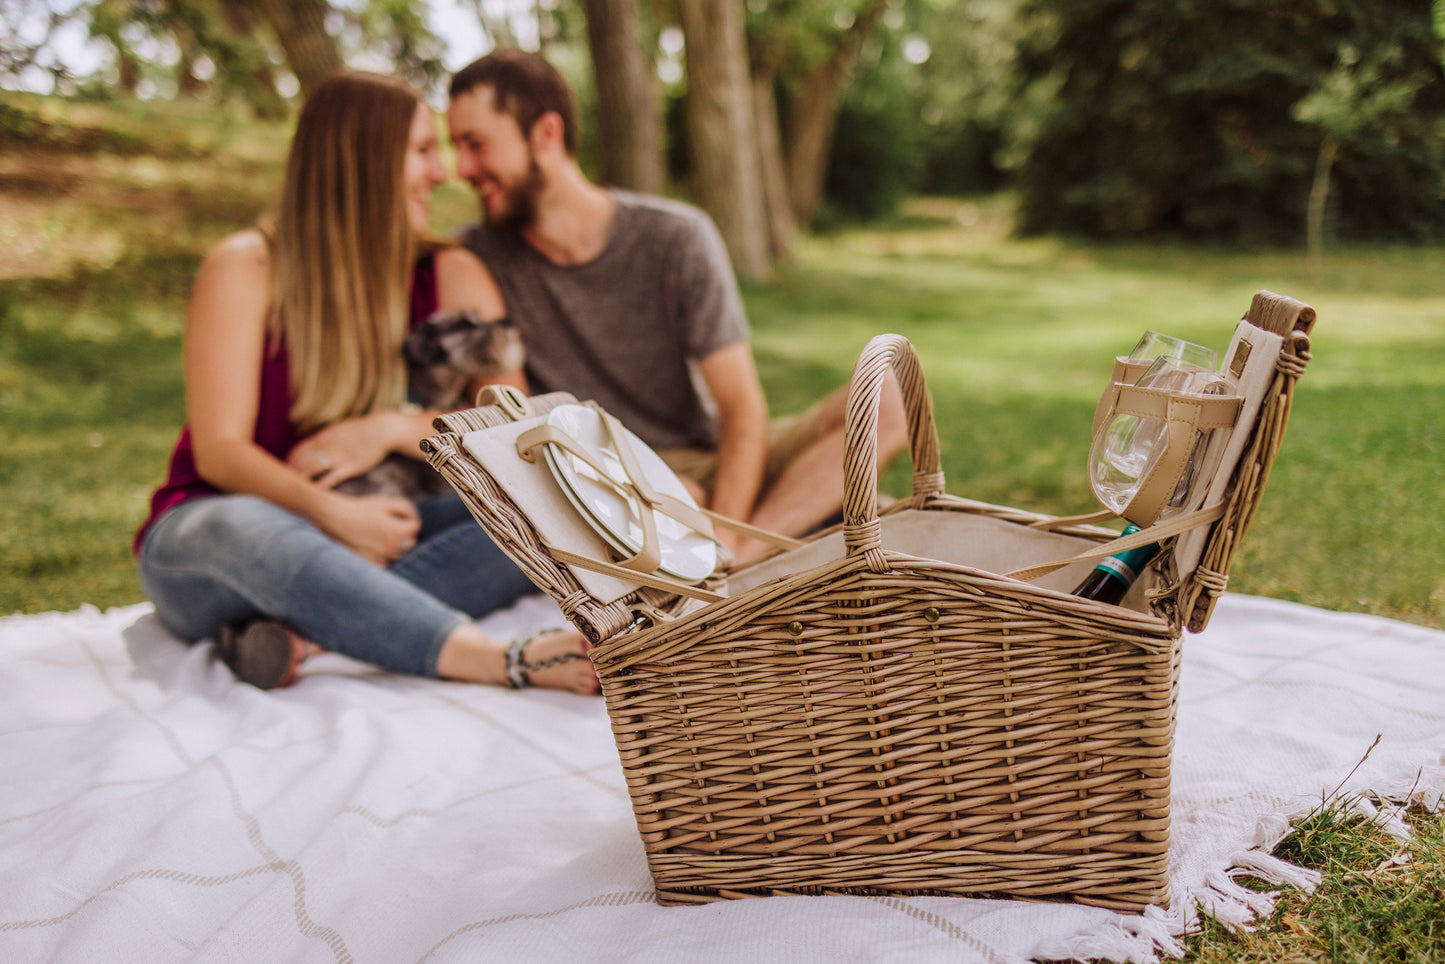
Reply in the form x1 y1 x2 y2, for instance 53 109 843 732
422 290 1316 911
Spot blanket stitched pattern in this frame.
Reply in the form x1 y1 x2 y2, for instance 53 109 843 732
1 594 1441 963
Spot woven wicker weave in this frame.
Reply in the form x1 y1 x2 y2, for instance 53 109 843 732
421 290 1315 911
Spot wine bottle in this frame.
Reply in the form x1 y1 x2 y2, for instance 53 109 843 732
1071 524 1160 605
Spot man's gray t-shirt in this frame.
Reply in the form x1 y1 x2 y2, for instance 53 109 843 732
461 191 749 451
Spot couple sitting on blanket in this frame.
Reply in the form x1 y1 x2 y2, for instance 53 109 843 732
135 49 907 695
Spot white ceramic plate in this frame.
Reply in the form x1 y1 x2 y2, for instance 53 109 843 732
542 405 717 583
539 439 634 561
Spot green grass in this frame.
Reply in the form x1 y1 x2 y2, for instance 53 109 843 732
1184 799 1445 963
1 94 286 614
1 91 1442 964
745 200 1445 628
3 102 1443 626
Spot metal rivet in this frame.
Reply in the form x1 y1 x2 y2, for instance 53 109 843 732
786 621 804 637
923 607 940 623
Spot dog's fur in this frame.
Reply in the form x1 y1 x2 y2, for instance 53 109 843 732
335 310 524 500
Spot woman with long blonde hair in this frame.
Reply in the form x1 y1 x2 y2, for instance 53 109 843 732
135 71 594 693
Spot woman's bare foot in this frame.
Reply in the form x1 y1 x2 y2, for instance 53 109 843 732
436 624 598 694
506 628 599 694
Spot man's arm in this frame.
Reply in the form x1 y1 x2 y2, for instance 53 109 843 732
695 342 769 550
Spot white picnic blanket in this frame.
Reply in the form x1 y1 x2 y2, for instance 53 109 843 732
1 594 1441 963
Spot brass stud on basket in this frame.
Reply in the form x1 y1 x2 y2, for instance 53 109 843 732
922 607 940 623
786 621 803 637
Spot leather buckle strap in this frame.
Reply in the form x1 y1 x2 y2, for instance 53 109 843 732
515 422 665 575
516 413 803 582
1091 386 1242 528
1091 356 1155 437
1005 501 1226 583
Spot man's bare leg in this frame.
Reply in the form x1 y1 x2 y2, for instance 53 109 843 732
730 373 908 564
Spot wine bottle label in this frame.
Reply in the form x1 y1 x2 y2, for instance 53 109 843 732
1094 555 1139 586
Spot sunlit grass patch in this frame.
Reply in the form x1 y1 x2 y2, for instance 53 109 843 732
747 199 1445 628
1 103 1442 632
1184 798 1445 963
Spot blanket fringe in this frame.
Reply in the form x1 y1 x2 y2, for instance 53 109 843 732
1228 849 1321 893
1196 870 1277 932
1349 795 1413 844
1031 905 1186 964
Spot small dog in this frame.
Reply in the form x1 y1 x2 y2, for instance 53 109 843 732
336 309 524 500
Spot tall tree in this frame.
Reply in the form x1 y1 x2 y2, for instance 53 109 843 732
773 0 890 227
251 0 344 96
215 0 287 119
584 0 666 194
1012 0 1445 243
462 0 520 49
678 0 771 281
1294 38 1434 259
354 0 447 91
1437 0 1445 68
86 0 143 94
749 36 795 261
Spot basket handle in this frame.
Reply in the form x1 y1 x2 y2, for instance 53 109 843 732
843 334 942 567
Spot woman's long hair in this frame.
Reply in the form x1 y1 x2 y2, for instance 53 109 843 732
271 71 420 434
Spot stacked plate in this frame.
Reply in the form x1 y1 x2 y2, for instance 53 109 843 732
539 405 717 583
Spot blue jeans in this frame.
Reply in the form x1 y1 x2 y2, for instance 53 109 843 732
137 493 538 677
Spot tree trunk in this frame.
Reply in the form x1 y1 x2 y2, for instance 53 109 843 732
216 0 288 119
584 0 666 195
463 0 518 49
176 33 205 97
751 65 793 262
782 0 888 227
252 0 344 97
678 0 771 281
116 47 141 95
1307 133 1340 267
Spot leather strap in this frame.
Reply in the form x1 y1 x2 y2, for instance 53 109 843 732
1091 385 1242 527
517 418 802 545
1027 509 1118 530
476 384 532 421
1091 357 1155 437
517 413 804 583
1004 501 1226 582
515 422 665 574
544 542 728 603
1110 384 1241 428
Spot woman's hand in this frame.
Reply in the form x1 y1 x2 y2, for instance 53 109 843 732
288 412 416 488
316 490 422 565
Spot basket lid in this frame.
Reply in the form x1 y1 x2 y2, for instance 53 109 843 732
421 388 730 645
1167 290 1316 631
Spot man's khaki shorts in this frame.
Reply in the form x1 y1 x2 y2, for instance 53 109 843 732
656 399 828 497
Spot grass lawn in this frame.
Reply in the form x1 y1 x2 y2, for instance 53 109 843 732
747 199 1445 630
3 96 1441 627
1 94 1441 962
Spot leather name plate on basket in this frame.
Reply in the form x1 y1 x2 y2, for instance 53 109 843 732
461 418 644 605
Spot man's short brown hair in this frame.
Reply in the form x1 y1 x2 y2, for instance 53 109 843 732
449 48 579 156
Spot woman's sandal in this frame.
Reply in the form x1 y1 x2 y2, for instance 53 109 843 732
504 630 589 689
217 620 310 690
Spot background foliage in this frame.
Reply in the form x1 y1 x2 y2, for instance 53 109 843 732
1010 0 1445 244
6 0 1443 245
1 95 1442 629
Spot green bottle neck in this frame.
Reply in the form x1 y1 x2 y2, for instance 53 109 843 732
1092 523 1160 586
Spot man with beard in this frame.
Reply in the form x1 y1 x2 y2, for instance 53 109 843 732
446 48 904 565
